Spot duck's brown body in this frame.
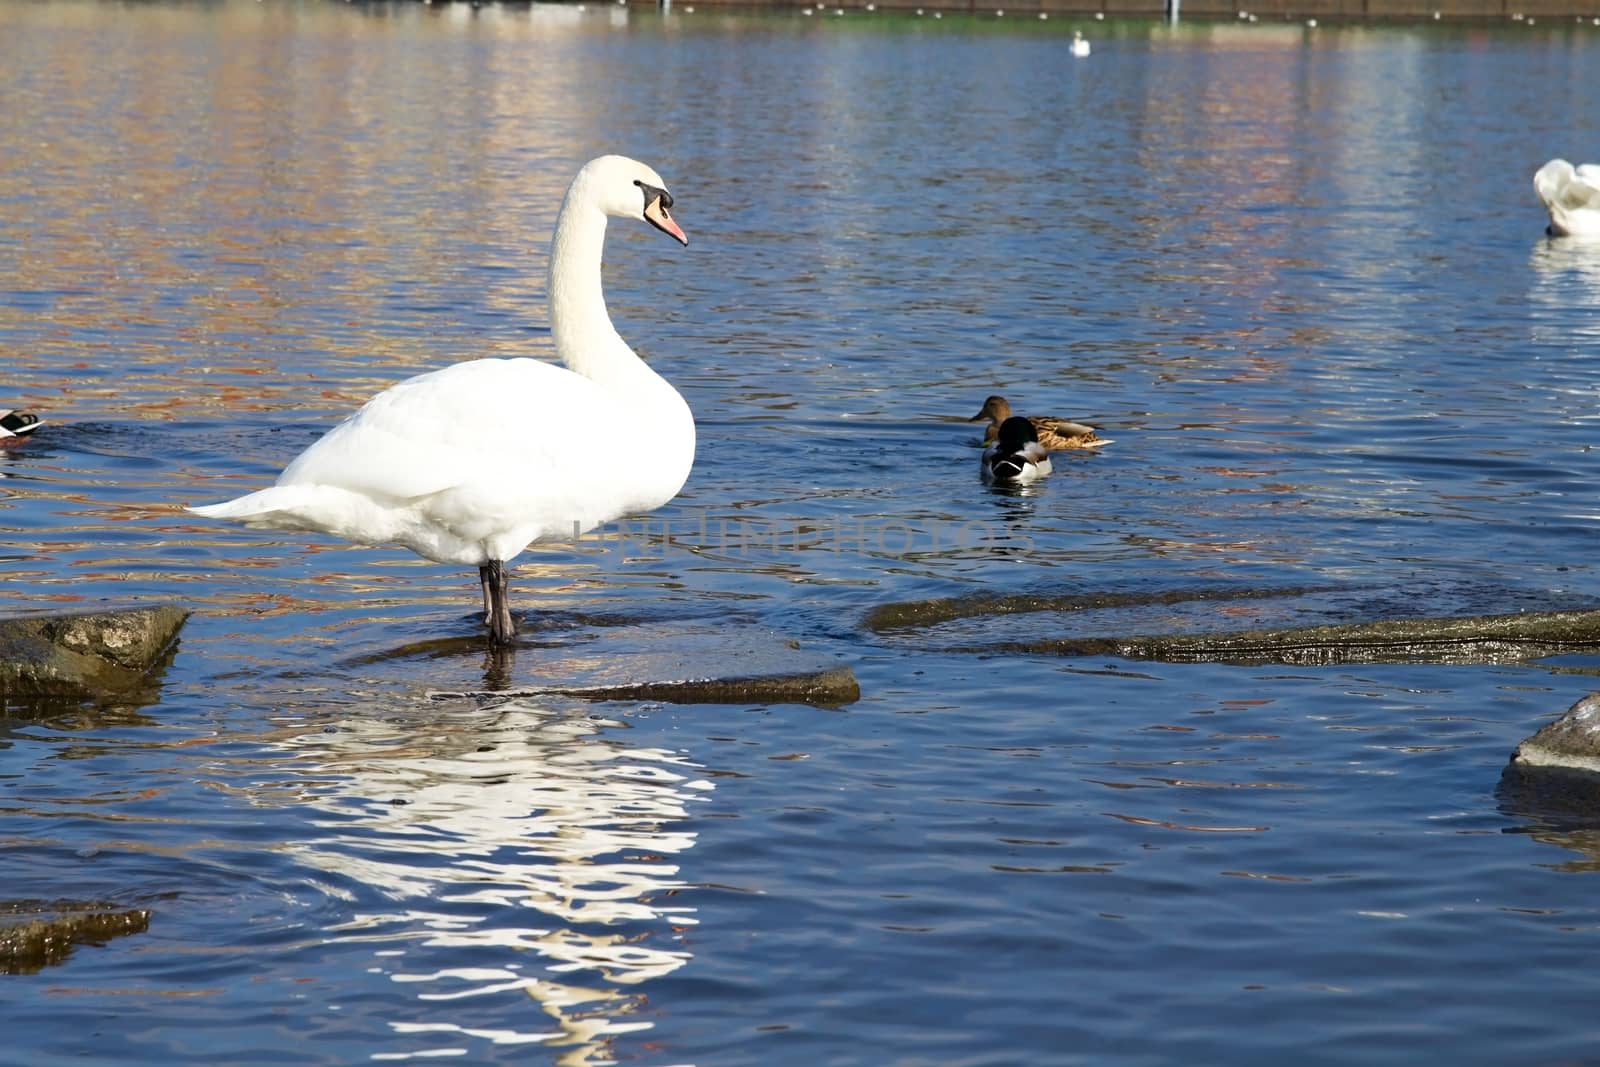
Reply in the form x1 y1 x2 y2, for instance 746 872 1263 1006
970 396 1105 451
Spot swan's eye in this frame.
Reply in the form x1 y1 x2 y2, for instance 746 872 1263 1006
635 181 671 212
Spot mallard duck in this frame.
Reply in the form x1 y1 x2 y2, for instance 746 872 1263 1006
0 410 43 442
1534 159 1600 237
189 156 694 647
970 395 1106 451
981 416 1052 484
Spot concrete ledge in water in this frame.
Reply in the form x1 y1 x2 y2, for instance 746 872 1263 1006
424 624 861 707
865 584 1340 632
871 588 1600 666
0 606 189 708
0 902 152 975
991 608 1600 666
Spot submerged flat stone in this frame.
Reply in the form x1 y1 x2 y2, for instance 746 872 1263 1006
425 623 860 707
0 901 151 974
991 608 1600 666
864 585 1342 633
1513 692 1600 774
871 584 1600 667
0 605 189 706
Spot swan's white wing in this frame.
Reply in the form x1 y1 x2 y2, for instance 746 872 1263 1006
193 358 644 562
277 358 597 501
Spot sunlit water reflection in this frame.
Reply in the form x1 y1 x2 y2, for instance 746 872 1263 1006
7 2 1600 1064
285 700 710 1062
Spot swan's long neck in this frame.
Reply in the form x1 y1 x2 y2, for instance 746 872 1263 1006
548 196 648 388
543 169 696 510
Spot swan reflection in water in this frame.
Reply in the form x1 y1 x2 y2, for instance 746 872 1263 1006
1529 235 1600 346
277 698 712 1065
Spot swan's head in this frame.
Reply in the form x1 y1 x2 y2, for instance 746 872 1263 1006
575 155 688 246
970 395 1012 424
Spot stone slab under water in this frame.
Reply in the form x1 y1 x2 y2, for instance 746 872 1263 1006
870 586 1600 667
420 623 861 707
0 901 152 975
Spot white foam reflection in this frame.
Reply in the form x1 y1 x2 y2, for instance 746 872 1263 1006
277 699 711 1064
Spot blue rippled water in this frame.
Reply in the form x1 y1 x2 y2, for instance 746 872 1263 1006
4 2 1600 1063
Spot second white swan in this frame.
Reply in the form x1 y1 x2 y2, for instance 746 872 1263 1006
1534 158 1600 237
189 155 694 646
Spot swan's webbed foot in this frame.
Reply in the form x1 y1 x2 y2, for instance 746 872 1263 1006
479 560 517 646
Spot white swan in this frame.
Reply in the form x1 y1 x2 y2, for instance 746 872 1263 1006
1534 159 1600 237
189 155 693 646
1071 31 1091 57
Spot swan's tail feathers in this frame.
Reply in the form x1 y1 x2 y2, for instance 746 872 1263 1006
189 486 305 521
187 486 369 534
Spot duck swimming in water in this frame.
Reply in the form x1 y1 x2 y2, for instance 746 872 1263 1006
0 410 43 444
981 416 1053 484
970 395 1106 451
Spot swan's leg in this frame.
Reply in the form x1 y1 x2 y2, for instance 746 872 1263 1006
479 564 493 622
481 559 516 646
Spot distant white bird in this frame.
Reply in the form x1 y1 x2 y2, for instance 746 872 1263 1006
1534 159 1600 237
1071 29 1091 55
981 417 1053 485
190 156 695 646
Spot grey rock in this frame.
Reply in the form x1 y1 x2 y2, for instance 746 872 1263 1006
1513 692 1600 773
0 605 189 706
